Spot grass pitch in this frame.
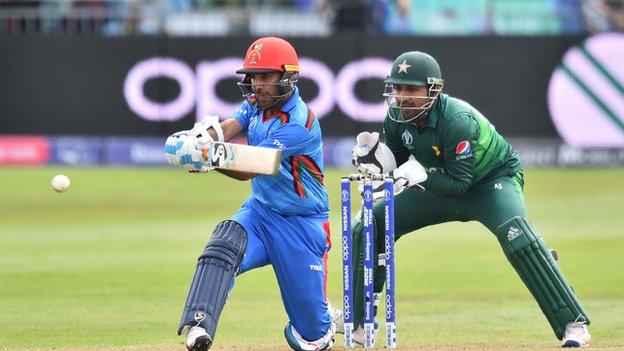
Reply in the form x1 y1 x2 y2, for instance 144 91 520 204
1 167 623 350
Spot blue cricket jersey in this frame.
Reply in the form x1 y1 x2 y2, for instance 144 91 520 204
232 87 329 217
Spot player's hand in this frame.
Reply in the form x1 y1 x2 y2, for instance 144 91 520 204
179 137 214 173
352 132 397 175
357 179 387 202
389 156 427 194
164 130 190 166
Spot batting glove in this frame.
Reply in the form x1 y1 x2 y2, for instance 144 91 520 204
164 130 190 166
179 138 214 173
190 115 224 143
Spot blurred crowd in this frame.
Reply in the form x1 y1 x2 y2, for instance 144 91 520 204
1 0 623 36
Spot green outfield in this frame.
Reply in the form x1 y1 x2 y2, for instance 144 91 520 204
1 168 623 350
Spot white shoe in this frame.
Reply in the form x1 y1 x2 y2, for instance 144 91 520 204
327 293 381 340
186 326 212 351
329 307 379 345
284 322 335 351
330 306 344 334
561 322 591 347
352 322 379 346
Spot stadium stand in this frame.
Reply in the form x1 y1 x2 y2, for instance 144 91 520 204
1 0 611 36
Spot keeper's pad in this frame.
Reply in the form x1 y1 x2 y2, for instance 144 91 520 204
351 211 382 329
178 220 248 338
496 216 590 339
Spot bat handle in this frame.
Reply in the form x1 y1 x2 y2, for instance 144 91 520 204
201 146 210 161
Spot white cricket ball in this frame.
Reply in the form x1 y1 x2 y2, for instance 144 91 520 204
52 174 70 193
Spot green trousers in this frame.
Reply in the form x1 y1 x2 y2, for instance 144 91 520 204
350 172 589 339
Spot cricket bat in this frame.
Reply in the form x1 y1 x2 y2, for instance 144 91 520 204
201 141 281 175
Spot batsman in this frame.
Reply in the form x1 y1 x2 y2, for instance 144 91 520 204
340 51 591 348
165 37 335 351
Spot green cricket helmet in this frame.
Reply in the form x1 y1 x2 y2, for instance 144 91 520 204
383 51 444 123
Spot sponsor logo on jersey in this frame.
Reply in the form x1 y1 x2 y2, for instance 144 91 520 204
248 115 258 131
272 139 285 149
455 140 473 160
426 167 446 173
309 264 323 271
507 226 522 241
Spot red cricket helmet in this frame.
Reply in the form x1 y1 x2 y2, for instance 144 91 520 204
236 37 300 74
236 37 300 108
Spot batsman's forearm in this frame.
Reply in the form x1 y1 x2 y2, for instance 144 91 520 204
216 169 257 181
210 117 244 142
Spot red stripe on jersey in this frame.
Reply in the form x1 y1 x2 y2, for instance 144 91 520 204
290 156 306 197
299 155 324 185
262 109 271 122
262 110 290 124
322 221 331 299
277 111 290 125
305 108 315 130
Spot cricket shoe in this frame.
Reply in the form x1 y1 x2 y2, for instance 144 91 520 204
353 321 379 346
186 326 212 351
333 293 380 335
561 321 591 347
284 322 335 351
328 306 378 345
329 305 344 333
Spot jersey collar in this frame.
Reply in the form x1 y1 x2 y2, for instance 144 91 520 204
279 86 299 113
425 93 445 128
261 87 299 122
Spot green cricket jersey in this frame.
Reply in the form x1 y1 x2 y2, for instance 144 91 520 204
383 93 522 195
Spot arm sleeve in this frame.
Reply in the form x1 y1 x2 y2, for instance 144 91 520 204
383 116 411 166
257 123 315 160
421 114 478 195
232 100 252 133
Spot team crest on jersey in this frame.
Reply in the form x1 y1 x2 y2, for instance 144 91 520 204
455 140 473 160
432 145 441 157
401 130 413 146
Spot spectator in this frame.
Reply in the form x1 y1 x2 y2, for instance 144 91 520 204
0 1 41 35
384 0 414 34
583 0 624 32
331 0 368 31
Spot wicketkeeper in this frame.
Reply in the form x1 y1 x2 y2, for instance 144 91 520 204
164 37 335 351
338 51 591 348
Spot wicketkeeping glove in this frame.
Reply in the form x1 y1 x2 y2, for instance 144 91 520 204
357 179 387 202
389 156 428 194
352 131 397 175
